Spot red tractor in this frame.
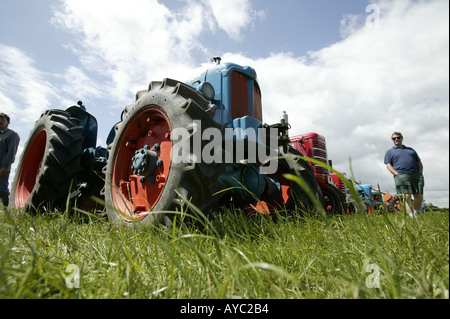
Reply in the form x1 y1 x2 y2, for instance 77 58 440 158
290 133 346 214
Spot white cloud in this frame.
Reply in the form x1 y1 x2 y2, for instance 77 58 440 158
51 0 188 101
57 66 104 106
202 0 264 40
0 44 55 123
50 0 263 104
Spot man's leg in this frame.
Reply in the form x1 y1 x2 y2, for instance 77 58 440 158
412 173 424 214
413 193 423 213
395 174 417 218
403 193 414 216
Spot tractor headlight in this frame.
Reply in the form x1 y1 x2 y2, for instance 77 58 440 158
197 82 215 100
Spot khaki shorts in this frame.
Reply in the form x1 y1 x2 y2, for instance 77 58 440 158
394 173 424 194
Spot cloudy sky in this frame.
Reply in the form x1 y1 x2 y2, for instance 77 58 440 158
0 0 448 207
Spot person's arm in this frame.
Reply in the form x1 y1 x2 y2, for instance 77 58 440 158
386 163 399 176
417 161 423 174
1 132 20 172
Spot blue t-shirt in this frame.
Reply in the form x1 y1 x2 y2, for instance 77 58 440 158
384 146 421 174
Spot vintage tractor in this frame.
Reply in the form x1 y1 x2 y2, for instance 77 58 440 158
382 192 403 213
289 133 346 214
329 173 378 214
330 171 354 213
354 183 388 214
9 59 322 226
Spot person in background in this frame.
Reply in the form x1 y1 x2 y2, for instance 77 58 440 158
0 113 20 207
384 132 424 218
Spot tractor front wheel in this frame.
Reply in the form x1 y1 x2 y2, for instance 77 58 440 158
103 79 225 227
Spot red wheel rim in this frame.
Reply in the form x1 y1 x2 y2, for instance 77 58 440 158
324 194 334 213
15 128 46 209
111 107 172 221
248 164 292 215
365 203 372 215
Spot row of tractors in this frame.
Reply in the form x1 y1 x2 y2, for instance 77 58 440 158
290 134 403 215
8 58 402 227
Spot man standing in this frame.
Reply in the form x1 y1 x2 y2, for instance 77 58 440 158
0 113 20 207
384 132 424 218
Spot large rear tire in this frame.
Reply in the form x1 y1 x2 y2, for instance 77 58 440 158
9 110 84 212
103 79 225 227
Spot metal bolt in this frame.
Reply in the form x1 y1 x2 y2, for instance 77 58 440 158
153 143 160 151
139 177 145 183
126 141 137 149
156 160 163 167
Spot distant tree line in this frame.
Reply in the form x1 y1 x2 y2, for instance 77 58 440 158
423 202 449 213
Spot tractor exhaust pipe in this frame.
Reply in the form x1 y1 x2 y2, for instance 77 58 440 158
211 57 221 65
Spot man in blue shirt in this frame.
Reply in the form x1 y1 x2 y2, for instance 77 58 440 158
0 113 20 207
384 132 424 218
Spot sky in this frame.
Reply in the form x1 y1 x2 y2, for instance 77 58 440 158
0 0 448 207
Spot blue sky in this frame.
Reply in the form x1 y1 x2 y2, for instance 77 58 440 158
0 0 449 207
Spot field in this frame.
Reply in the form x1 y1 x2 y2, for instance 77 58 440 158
0 201 448 300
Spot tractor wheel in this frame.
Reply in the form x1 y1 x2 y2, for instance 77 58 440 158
103 78 225 227
345 195 366 214
363 200 375 215
248 146 322 215
322 184 346 215
388 196 403 213
375 202 389 213
9 110 84 212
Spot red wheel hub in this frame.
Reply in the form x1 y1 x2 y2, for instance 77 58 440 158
111 107 172 221
15 128 46 209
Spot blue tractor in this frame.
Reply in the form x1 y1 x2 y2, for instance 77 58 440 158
355 183 387 214
9 59 322 226
355 184 376 214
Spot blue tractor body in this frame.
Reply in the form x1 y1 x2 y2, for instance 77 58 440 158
186 62 263 127
185 61 282 204
356 184 375 204
65 103 108 174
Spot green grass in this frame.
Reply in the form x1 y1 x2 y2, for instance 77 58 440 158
0 203 448 299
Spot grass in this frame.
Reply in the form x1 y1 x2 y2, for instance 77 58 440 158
0 202 448 299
